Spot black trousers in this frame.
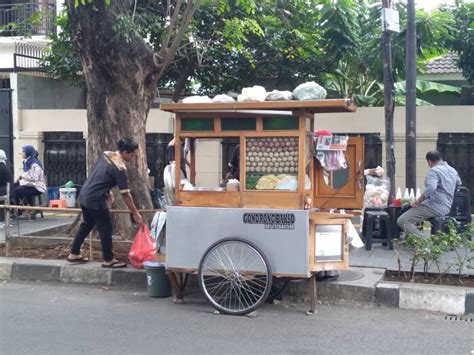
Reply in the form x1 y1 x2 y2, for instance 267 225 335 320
15 185 40 206
71 205 114 261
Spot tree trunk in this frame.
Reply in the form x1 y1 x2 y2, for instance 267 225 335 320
68 0 159 239
172 59 196 102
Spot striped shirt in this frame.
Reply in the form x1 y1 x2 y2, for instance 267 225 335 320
422 161 461 216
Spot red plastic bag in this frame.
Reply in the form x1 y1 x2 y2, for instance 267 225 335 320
128 224 157 269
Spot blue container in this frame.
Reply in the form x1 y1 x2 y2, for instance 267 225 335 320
47 187 59 201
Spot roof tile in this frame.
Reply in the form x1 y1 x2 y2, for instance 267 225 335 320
425 53 462 74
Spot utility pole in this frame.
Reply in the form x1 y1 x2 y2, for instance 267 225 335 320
406 0 417 189
382 0 396 201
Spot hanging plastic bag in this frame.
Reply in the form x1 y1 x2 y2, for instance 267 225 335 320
364 175 390 209
128 224 157 269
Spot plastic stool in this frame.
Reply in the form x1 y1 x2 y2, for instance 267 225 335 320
429 216 456 234
362 210 393 250
31 194 44 219
49 199 67 208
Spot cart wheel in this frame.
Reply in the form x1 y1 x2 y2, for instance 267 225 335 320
198 238 272 316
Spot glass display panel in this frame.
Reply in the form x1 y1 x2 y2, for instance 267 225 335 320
245 137 299 190
221 117 256 131
181 118 214 131
177 138 235 192
322 151 350 189
263 116 299 130
315 224 343 262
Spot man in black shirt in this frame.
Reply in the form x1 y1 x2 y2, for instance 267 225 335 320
67 139 144 268
0 149 12 197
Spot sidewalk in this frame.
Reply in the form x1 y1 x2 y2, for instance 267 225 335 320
1 216 473 315
0 215 76 243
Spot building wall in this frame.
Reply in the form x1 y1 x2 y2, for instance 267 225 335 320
9 73 175 177
9 74 473 191
195 139 222 187
13 108 174 178
17 74 86 109
315 106 474 190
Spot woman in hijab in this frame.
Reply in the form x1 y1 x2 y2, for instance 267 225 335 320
14 145 46 215
0 149 12 197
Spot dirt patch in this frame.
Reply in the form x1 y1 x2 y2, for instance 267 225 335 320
0 238 132 263
384 270 474 287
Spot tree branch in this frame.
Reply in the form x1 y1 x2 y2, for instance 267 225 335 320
157 0 201 79
158 0 183 59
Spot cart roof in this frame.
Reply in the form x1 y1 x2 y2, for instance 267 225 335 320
160 99 356 114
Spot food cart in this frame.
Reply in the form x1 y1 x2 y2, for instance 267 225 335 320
159 99 365 315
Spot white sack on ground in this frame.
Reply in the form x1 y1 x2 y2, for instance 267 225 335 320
348 220 364 248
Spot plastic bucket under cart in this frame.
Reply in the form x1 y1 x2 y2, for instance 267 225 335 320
143 261 172 298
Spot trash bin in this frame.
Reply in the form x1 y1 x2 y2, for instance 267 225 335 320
59 187 77 208
47 187 59 202
143 261 172 298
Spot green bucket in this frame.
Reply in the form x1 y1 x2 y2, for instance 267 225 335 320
143 261 172 298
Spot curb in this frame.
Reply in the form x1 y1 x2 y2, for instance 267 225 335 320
1 257 473 315
375 281 474 315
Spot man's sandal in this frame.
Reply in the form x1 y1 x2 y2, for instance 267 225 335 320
101 261 127 268
66 256 89 264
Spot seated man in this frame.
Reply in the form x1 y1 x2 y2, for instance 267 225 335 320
397 150 461 237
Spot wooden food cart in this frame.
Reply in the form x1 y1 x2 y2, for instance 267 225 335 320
160 100 365 315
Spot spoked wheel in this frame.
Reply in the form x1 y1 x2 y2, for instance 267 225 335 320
198 238 272 316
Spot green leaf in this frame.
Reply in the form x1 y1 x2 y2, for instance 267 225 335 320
395 80 461 95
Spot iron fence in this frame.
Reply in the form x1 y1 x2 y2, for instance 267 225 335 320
437 133 474 209
13 41 47 72
0 2 56 37
43 132 87 188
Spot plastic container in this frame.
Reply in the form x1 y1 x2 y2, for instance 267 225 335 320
49 199 67 208
59 187 77 208
47 187 59 202
143 261 172 298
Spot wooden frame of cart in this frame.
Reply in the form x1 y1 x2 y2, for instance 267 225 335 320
160 100 364 315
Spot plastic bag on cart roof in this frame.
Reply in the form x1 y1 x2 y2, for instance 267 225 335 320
237 85 267 102
213 94 235 103
364 175 390 209
128 224 158 269
292 81 327 100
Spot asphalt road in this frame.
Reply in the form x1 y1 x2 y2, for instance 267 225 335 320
0 282 473 355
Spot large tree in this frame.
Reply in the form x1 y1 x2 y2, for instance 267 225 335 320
450 0 474 84
67 0 200 235
323 1 455 100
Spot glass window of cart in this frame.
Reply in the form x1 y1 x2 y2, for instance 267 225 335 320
245 137 299 191
178 138 234 192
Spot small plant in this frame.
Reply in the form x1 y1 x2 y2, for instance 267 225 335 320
404 233 431 281
400 221 474 284
392 238 406 278
441 221 474 282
